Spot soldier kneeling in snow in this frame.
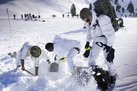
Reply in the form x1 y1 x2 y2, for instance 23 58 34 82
16 42 50 76
45 35 81 72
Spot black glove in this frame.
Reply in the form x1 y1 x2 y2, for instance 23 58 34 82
83 46 92 58
35 66 39 76
103 45 112 53
47 59 51 64
85 42 90 49
59 57 66 60
106 48 115 63
103 45 115 62
21 59 25 70
54 55 57 61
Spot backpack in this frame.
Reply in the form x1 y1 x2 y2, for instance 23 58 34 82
94 0 119 31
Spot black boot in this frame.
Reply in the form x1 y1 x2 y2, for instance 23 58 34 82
35 66 39 76
110 75 116 84
21 59 25 70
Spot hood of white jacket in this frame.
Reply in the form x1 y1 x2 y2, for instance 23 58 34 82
90 10 97 27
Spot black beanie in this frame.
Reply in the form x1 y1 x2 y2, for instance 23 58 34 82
45 42 54 52
80 8 92 20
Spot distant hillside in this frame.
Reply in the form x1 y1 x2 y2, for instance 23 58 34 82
111 0 137 17
0 0 137 18
0 0 88 18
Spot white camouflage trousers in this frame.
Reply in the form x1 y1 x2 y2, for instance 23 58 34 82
89 42 117 76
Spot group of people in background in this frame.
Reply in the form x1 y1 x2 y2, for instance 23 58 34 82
13 13 41 21
13 13 80 21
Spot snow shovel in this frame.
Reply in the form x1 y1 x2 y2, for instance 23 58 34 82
49 55 59 72
50 62 59 72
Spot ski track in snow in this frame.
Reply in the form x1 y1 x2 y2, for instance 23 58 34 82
0 17 137 91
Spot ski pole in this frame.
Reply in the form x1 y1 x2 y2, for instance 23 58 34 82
6 8 12 38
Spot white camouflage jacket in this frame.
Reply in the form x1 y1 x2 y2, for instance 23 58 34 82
52 35 81 61
85 10 115 47
16 42 49 66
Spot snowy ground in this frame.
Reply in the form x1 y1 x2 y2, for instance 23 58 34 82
0 17 137 91
114 18 137 91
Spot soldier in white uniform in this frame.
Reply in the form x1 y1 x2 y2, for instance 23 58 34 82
45 35 81 71
16 42 50 76
80 8 117 84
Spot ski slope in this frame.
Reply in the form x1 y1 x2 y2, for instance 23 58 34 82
0 0 88 18
113 18 137 91
0 16 137 91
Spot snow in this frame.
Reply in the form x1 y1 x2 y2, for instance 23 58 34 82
113 18 137 91
1 0 137 91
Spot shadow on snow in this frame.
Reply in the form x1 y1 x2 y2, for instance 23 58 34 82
0 69 22 87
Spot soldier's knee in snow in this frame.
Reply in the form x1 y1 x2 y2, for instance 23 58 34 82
67 48 80 58
73 47 80 54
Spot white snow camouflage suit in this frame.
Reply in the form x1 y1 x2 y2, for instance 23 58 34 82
84 10 116 76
